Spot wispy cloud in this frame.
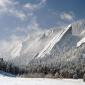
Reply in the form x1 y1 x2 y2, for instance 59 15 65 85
0 0 11 13
24 0 47 11
60 12 75 21
0 0 27 20
0 0 11 8
0 15 43 57
15 16 43 34
0 37 22 59
0 0 47 20
0 0 77 58
0 0 48 42
9 9 27 20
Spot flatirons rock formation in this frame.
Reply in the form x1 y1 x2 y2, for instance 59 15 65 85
1 20 85 67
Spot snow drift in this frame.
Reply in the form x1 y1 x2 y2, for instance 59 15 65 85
0 72 84 85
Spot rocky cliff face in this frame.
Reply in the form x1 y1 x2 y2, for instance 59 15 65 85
1 20 85 67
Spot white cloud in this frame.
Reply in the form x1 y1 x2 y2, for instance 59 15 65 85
0 0 11 8
0 36 22 60
0 0 11 13
24 0 47 11
27 17 40 31
0 16 43 58
41 0 47 3
15 12 26 20
29 17 44 33
16 16 42 34
0 0 47 20
39 0 47 5
0 0 27 20
9 9 27 20
60 12 75 21
0 0 46 56
24 3 38 11
0 0 46 59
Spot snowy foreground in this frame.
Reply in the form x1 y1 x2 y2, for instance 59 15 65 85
0 71 84 85
0 76 85 85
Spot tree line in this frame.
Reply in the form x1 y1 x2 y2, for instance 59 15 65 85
0 58 26 75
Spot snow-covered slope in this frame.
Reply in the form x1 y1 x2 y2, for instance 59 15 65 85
77 37 85 47
20 29 61 57
37 25 72 58
10 28 63 66
0 70 84 85
0 71 15 77
1 20 85 66
10 41 22 58
0 74 84 85
0 40 22 61
12 24 80 66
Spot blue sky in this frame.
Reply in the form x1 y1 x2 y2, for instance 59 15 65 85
0 0 85 40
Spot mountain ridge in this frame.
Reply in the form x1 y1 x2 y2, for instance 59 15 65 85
1 20 85 67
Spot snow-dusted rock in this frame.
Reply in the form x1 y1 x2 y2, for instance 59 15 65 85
37 24 72 58
77 37 85 47
1 20 85 66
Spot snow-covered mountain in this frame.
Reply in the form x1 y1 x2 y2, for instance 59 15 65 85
12 27 63 66
1 20 85 67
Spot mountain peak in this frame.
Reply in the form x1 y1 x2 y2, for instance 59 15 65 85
1 20 85 67
36 24 72 58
